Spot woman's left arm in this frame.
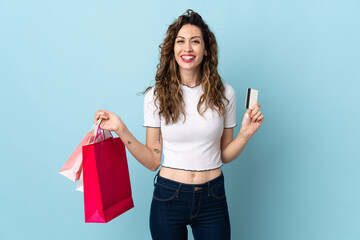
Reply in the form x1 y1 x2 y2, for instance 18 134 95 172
221 103 264 164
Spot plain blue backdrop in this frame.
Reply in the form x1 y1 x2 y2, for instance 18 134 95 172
1 0 359 239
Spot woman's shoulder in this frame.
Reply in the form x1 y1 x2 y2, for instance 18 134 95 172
144 86 161 106
144 86 156 99
222 82 236 98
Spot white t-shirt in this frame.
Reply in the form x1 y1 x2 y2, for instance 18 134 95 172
143 82 237 171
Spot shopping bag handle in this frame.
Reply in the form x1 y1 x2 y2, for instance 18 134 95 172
95 120 114 146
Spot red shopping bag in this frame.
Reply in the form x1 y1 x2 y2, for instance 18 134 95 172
82 127 134 223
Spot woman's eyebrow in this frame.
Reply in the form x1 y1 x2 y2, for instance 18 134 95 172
176 36 202 39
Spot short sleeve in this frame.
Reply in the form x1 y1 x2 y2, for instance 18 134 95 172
143 87 161 128
224 83 237 128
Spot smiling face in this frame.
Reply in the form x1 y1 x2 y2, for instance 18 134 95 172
174 24 208 73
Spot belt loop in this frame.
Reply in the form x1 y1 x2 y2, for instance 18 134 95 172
176 183 182 198
207 181 211 196
153 171 159 186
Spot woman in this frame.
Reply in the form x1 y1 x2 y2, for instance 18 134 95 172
94 9 263 240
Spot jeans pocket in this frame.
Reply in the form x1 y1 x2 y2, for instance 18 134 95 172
153 183 178 202
210 182 226 199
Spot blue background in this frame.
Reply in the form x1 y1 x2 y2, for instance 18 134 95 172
1 0 359 239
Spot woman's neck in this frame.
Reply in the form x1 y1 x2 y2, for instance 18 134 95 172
179 68 201 87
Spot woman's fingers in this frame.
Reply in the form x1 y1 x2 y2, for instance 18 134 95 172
250 103 261 110
94 109 110 123
257 115 264 122
94 112 101 123
250 103 262 118
252 111 262 122
244 109 252 119
250 107 259 118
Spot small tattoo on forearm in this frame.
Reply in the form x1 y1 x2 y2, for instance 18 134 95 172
128 141 131 145
158 129 161 143
153 149 161 153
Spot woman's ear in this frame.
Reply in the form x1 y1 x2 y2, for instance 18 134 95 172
205 49 208 56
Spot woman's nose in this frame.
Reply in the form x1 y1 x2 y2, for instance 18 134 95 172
184 42 193 52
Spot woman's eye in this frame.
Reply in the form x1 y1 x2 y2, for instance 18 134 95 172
176 40 200 43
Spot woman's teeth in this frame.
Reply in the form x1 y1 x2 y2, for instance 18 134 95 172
181 56 195 60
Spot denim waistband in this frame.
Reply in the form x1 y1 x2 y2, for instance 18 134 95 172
153 170 224 193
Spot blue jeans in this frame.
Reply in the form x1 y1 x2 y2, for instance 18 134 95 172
149 170 231 240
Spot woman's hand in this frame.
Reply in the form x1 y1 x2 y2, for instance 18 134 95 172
94 109 124 132
239 103 264 139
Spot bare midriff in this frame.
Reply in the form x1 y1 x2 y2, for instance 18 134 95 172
159 166 222 184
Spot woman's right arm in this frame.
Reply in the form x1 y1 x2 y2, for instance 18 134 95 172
95 109 162 171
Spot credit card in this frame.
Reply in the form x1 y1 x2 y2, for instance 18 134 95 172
245 88 258 109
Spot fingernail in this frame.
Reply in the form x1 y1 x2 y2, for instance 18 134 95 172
246 114 249 118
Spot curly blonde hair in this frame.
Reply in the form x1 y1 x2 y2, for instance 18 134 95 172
144 9 229 125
